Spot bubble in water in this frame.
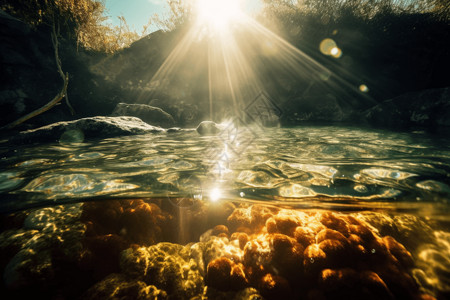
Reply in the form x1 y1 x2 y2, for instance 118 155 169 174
371 249 376 254
310 258 315 263
240 192 245 197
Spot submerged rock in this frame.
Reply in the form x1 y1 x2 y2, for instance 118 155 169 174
120 242 205 299
79 199 174 280
201 206 431 300
82 273 168 300
9 116 165 144
0 204 85 293
111 103 175 128
200 286 262 300
0 199 444 299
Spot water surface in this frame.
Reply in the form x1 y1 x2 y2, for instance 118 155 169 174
0 126 449 214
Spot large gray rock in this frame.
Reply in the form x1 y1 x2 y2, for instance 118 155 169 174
364 87 450 132
10 116 164 144
111 103 175 127
148 99 200 127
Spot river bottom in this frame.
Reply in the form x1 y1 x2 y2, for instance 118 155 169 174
0 198 449 300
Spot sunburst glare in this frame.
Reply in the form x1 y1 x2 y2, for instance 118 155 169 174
146 0 376 123
196 0 243 31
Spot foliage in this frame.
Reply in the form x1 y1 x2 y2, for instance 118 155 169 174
256 0 449 106
260 0 448 35
261 0 449 28
151 0 194 31
0 0 150 52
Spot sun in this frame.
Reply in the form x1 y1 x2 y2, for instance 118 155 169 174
196 0 242 31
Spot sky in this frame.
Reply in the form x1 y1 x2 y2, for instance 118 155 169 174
104 0 262 33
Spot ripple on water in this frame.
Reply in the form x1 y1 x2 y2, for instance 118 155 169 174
15 159 53 167
416 180 450 194
21 173 138 199
279 184 316 197
237 170 279 188
67 152 105 161
360 168 417 180
0 126 449 207
0 172 23 192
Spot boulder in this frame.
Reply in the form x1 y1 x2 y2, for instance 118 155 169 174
9 116 164 144
111 103 175 127
148 99 200 126
364 87 450 132
196 121 221 136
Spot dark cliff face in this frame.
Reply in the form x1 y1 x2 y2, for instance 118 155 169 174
0 11 193 130
0 10 124 130
0 10 61 128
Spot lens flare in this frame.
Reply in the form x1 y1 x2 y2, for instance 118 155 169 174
359 84 369 92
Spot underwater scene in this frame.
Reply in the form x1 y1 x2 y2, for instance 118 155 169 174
1 0 449 299
0 126 449 299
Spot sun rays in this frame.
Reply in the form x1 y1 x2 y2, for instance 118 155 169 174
145 0 375 122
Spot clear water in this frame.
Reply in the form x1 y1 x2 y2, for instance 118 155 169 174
1 126 449 213
0 126 449 299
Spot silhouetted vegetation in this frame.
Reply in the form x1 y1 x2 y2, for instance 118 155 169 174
256 0 449 107
0 0 150 52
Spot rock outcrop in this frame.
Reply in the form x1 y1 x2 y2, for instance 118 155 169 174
196 121 221 136
9 116 165 144
111 103 175 128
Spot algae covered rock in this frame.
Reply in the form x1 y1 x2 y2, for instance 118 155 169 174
82 273 168 300
202 207 431 299
79 199 175 280
199 286 262 300
0 204 86 292
120 242 204 299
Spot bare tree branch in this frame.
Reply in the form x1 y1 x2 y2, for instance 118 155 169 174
1 74 69 130
52 21 75 115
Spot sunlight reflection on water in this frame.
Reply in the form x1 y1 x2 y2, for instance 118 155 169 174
0 126 449 212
